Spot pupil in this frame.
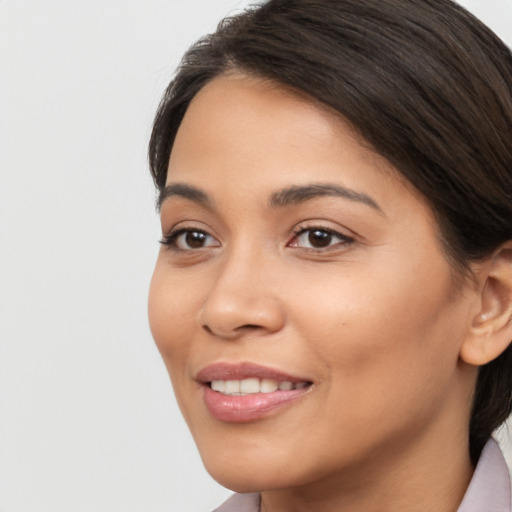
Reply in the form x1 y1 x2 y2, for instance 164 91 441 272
308 230 331 248
186 231 206 248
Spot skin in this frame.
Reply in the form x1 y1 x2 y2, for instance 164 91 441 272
148 74 485 512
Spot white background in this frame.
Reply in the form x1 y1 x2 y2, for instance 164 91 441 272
0 1 511 511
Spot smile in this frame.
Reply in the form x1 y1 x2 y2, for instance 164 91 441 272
197 363 313 422
210 378 309 395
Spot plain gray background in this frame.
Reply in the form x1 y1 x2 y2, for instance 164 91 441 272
0 1 511 511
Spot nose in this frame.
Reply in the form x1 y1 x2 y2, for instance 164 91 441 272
198 252 286 340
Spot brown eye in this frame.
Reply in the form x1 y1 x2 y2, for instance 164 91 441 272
160 229 220 250
183 231 208 249
307 230 332 248
290 227 354 250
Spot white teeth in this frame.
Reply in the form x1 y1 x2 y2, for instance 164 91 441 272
260 379 279 393
211 380 225 393
240 378 260 394
210 378 308 395
224 380 241 395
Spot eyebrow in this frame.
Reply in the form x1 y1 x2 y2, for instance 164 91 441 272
158 182 383 215
158 183 212 210
269 183 383 214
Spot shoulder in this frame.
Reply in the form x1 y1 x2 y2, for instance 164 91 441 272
212 493 260 512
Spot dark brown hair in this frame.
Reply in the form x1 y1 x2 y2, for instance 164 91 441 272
149 0 512 464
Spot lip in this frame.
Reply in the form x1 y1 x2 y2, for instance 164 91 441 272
196 361 310 383
196 362 313 423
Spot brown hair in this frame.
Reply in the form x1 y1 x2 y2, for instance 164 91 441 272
149 0 512 464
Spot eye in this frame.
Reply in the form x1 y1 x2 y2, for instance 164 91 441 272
160 228 220 250
289 227 354 250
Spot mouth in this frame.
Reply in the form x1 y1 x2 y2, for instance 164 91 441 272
209 378 309 395
196 362 313 422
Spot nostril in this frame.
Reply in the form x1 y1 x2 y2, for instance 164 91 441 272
202 325 214 335
202 323 264 338
199 294 285 339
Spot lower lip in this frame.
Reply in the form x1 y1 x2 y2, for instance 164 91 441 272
202 385 310 423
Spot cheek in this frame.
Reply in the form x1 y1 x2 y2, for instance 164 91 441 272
287 256 465 412
148 262 199 370
148 262 208 425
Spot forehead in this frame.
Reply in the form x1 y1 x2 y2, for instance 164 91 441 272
167 74 402 194
178 74 348 150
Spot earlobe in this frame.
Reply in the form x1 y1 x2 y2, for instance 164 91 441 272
460 244 512 366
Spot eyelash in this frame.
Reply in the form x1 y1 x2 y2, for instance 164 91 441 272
160 225 354 252
289 225 355 250
159 228 218 250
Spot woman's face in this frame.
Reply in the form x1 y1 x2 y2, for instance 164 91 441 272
149 74 478 492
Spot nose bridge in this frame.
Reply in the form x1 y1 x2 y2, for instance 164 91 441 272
199 240 285 338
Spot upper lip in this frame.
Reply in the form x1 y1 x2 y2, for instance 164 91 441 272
196 362 311 384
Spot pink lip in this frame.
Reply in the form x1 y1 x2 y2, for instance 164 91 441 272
196 362 309 383
196 362 312 423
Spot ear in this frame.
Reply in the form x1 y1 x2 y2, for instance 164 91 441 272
460 243 512 366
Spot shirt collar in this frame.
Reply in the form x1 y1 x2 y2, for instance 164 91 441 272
457 438 511 512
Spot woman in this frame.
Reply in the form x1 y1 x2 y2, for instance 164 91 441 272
147 0 512 510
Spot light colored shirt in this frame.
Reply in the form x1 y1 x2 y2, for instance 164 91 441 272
214 439 511 512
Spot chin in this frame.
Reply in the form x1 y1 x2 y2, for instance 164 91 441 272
209 473 268 494
197 441 297 493
205 463 295 494
198 438 331 494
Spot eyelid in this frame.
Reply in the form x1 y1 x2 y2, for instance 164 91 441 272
160 226 221 251
288 223 355 250
159 220 355 252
